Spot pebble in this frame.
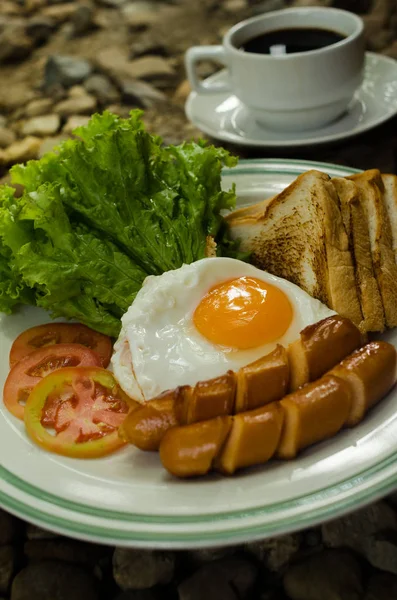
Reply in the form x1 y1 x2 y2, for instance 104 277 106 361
25 98 54 118
38 134 68 157
0 136 41 165
114 591 164 600
178 558 257 600
322 502 397 574
45 55 93 89
130 39 168 59
97 48 174 82
187 547 236 565
0 127 16 149
63 115 91 133
22 114 60 137
70 4 95 37
283 550 363 600
383 40 397 58
0 546 15 594
113 549 175 590
84 75 119 104
120 79 167 108
25 524 58 540
97 0 128 7
0 115 6 128
55 94 97 116
69 85 89 98
0 83 36 112
40 3 77 23
173 79 191 104
246 534 301 572
0 22 33 64
11 561 98 600
224 0 247 13
364 572 397 599
251 0 287 14
24 539 109 568
25 16 55 44
122 2 160 29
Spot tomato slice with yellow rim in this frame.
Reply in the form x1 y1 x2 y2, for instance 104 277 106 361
9 323 113 368
3 344 102 420
24 367 138 458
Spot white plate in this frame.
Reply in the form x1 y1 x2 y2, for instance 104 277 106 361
1 159 397 548
186 53 397 148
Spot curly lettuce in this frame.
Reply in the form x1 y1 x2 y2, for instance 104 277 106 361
0 110 239 335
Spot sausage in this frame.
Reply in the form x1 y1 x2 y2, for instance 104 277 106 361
216 402 284 475
277 375 352 460
287 316 363 392
183 371 236 424
235 345 289 412
160 416 232 478
119 388 182 451
330 341 397 426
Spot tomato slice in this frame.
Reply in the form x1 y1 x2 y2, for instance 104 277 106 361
24 367 138 458
3 344 102 420
9 323 113 368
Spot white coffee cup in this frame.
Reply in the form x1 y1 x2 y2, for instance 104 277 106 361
185 7 365 132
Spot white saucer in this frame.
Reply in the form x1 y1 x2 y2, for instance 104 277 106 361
186 52 397 148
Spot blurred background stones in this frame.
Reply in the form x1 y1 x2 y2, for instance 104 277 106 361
0 0 396 179
1 496 397 598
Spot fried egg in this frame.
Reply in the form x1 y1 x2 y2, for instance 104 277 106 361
112 257 335 402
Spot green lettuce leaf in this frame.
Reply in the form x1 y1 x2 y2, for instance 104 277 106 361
1 110 239 334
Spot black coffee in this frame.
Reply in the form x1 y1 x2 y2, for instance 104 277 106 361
240 27 345 55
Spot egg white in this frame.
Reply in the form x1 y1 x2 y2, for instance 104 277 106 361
111 257 335 402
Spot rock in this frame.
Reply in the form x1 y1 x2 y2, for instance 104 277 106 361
224 0 247 13
383 40 397 59
63 115 91 133
45 55 93 89
188 547 236 565
125 56 175 81
97 47 174 82
251 0 287 14
113 592 164 600
364 572 397 599
0 546 15 594
322 502 397 574
120 79 167 108
11 561 98 600
25 98 54 117
122 2 160 29
0 22 33 63
246 534 301 572
113 549 175 590
173 79 191 103
283 550 362 600
130 39 168 59
70 4 95 36
0 83 36 112
0 136 41 165
0 1 22 16
68 85 88 98
0 115 6 128
0 127 16 148
22 114 60 137
40 3 77 24
24 539 109 567
97 0 127 7
178 557 257 600
55 94 96 116
84 75 119 104
0 511 17 545
26 16 55 44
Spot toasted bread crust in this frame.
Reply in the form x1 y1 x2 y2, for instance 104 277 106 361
348 170 397 328
332 177 385 332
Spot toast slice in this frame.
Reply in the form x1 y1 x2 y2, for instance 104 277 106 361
331 177 385 332
381 174 397 261
347 170 397 328
227 170 363 326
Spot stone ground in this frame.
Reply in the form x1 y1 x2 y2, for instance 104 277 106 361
0 0 397 598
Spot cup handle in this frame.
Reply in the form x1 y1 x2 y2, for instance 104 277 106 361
185 46 231 95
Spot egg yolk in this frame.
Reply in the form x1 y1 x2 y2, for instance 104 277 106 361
193 276 293 350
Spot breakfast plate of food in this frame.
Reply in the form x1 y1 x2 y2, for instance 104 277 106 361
0 112 396 548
